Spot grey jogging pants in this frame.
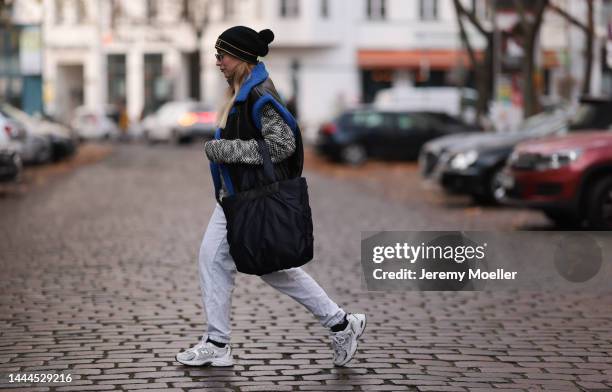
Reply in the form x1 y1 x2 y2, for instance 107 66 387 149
198 203 346 344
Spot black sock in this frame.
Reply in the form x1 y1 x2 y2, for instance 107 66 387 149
206 338 227 348
330 315 349 332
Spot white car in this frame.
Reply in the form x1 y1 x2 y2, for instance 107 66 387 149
0 115 23 182
0 106 53 165
71 106 121 140
141 101 217 144
2 104 77 163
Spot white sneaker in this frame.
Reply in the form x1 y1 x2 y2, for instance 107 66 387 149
330 313 367 366
175 340 233 367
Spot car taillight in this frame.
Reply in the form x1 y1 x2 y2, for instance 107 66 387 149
178 113 198 127
320 123 337 135
4 125 12 137
196 112 216 123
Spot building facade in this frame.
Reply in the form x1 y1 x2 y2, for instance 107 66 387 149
42 0 201 123
203 0 606 138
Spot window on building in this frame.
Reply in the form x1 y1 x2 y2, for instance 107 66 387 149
223 0 235 20
321 0 329 18
366 0 386 20
146 0 158 21
144 54 164 116
0 27 23 109
107 54 126 106
280 0 299 18
419 0 438 21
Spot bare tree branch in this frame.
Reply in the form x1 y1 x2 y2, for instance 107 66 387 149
547 2 588 33
454 0 490 36
454 1 477 68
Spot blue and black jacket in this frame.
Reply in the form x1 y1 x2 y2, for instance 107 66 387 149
210 62 304 202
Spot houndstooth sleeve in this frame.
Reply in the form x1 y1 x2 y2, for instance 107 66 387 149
204 103 296 165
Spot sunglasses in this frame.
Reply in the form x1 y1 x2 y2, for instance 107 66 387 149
215 52 225 61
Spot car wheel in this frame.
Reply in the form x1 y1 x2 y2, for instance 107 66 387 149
340 144 367 165
472 167 504 205
586 176 612 229
490 168 507 204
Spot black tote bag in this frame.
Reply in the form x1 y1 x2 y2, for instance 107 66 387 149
221 139 314 275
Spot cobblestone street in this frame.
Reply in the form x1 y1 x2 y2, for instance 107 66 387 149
1 143 611 392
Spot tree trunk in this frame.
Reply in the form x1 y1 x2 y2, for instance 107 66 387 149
522 37 537 117
582 0 594 95
515 0 547 117
478 35 494 120
453 0 494 121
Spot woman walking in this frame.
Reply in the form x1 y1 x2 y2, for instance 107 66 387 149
175 26 366 368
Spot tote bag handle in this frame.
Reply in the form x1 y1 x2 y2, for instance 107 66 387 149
256 139 277 185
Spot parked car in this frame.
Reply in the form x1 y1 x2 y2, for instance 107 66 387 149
71 105 121 141
502 131 612 229
0 106 53 165
1 104 77 162
315 108 481 165
432 98 611 204
141 101 217 144
0 113 23 182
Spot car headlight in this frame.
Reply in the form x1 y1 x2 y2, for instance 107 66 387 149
535 149 582 171
449 150 478 170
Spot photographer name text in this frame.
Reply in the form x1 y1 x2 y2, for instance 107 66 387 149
373 268 517 281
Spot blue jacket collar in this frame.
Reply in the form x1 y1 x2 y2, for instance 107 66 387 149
235 62 268 103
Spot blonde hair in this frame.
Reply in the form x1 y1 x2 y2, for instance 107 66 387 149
217 62 257 129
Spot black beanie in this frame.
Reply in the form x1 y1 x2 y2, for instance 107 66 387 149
215 26 275 64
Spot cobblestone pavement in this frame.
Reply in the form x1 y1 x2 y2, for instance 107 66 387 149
0 143 611 392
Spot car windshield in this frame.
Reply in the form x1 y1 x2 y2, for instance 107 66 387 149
0 105 34 125
520 111 553 130
569 104 597 130
501 110 566 137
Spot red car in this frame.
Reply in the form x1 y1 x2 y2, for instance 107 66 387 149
502 131 612 229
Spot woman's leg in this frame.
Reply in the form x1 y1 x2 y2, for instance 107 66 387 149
259 267 346 328
198 203 237 344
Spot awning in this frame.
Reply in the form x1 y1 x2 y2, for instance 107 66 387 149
358 49 474 70
358 49 559 70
